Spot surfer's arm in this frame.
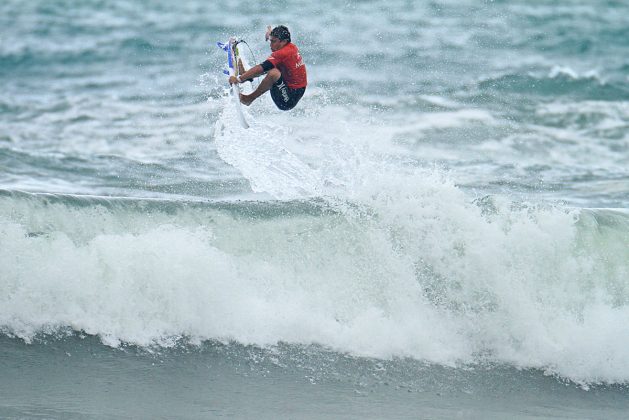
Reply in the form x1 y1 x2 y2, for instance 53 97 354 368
229 65 264 85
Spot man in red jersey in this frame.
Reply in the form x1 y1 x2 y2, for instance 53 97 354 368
229 25 307 111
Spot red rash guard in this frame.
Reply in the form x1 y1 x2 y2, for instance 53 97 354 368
261 43 307 89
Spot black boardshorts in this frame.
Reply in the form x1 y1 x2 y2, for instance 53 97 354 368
270 76 306 111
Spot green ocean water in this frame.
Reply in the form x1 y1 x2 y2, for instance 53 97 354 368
1 0 629 418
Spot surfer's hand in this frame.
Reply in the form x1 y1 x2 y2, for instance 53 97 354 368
265 25 272 41
229 76 238 85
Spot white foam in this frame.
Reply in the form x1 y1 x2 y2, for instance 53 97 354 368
537 101 629 133
419 95 461 109
212 94 322 200
204 92 629 384
1 167 628 386
549 65 579 79
2 60 628 387
548 65 604 83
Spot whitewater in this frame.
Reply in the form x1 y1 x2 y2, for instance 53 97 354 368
1 0 629 418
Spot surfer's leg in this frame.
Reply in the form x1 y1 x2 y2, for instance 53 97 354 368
236 59 254 84
240 68 281 106
237 59 246 77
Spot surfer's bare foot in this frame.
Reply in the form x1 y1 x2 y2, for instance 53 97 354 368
240 93 253 106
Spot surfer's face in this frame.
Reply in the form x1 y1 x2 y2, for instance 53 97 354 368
269 36 287 51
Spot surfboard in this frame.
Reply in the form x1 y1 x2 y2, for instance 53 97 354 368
218 38 249 129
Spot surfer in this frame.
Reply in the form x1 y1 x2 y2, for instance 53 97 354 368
229 25 307 111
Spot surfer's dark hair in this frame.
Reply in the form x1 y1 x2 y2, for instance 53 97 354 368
270 25 291 42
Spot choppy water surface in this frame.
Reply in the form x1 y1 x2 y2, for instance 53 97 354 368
1 0 628 418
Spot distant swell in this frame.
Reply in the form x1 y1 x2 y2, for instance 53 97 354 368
478 72 629 101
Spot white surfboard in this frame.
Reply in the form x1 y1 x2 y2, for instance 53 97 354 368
218 38 249 129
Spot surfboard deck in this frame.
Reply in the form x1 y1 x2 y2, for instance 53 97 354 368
224 38 249 129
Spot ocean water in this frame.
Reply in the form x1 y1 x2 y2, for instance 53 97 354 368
1 0 629 418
